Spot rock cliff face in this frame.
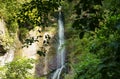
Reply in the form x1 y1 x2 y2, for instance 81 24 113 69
20 26 58 77
35 27 58 77
0 19 7 55
0 19 15 65
0 18 58 77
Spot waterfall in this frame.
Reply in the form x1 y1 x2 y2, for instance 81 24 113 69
52 6 65 79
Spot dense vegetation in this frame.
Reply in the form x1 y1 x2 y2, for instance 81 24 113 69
67 0 120 79
0 58 34 79
0 0 120 79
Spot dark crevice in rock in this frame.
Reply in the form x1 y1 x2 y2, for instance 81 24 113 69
0 45 6 56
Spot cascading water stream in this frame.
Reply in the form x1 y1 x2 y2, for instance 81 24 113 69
52 6 65 79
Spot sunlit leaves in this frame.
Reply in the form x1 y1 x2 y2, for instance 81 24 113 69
0 0 22 33
17 0 59 30
0 58 34 79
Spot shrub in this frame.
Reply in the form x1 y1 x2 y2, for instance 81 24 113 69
0 58 34 79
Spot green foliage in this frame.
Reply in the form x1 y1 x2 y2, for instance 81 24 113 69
17 0 59 30
74 53 101 79
72 0 103 38
89 13 120 79
16 0 61 42
37 51 46 57
0 0 22 33
0 0 60 41
22 37 39 47
67 0 120 79
0 58 34 79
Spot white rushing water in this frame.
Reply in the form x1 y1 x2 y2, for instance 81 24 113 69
52 6 65 79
